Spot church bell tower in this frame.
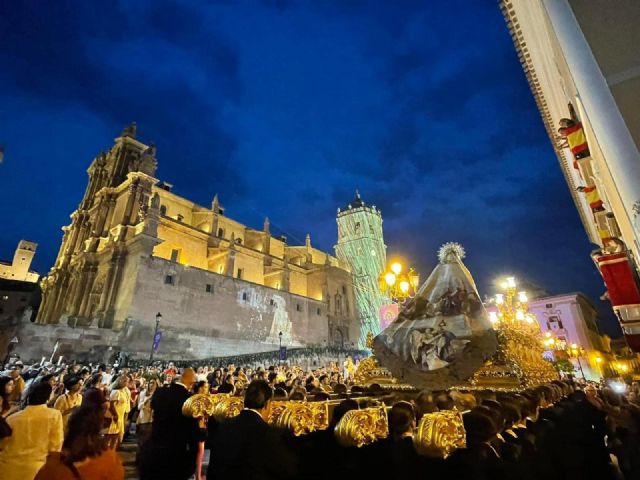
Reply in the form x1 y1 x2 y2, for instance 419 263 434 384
335 191 388 349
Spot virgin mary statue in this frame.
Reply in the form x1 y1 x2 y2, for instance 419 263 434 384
373 243 497 390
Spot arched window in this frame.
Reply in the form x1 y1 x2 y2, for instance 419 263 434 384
160 205 167 216
334 293 342 315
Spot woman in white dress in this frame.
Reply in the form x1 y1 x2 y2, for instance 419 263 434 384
136 379 157 448
104 375 128 449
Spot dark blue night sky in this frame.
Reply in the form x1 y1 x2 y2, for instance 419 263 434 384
0 1 619 335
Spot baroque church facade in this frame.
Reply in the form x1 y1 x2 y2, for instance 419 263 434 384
34 124 362 359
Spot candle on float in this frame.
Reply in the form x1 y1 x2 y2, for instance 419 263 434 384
40 356 46 366
57 355 63 366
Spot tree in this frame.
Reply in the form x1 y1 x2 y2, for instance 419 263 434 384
552 359 575 375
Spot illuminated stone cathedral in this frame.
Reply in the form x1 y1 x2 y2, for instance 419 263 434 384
34 124 360 359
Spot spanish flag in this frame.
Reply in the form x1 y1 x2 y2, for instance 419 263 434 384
582 185 603 210
564 123 590 159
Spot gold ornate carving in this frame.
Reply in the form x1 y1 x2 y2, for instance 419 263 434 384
365 331 375 349
274 402 315 436
413 410 466 458
266 401 289 425
334 406 388 448
210 394 244 422
353 356 379 385
469 322 557 390
267 401 329 435
182 393 215 418
309 401 329 431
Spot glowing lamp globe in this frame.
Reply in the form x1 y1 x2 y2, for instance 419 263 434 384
384 272 397 287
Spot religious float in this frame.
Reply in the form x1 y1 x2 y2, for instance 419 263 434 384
182 243 557 458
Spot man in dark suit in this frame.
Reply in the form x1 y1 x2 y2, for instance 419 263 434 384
139 367 204 480
207 379 297 480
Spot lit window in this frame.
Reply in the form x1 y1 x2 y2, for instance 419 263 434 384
2 295 8 301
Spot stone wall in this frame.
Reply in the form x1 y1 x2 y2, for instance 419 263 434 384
125 256 330 358
11 256 332 362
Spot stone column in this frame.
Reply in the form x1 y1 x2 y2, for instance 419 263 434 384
102 196 117 236
77 264 98 319
99 250 127 329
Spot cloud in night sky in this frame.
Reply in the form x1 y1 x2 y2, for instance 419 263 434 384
0 0 618 335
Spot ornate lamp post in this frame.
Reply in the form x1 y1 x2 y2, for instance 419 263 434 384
379 261 419 303
488 277 537 327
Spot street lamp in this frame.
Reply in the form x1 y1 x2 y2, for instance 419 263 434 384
149 312 162 362
380 261 419 302
568 343 586 379
491 277 538 327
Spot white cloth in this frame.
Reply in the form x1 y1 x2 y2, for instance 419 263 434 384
0 405 63 480
137 390 154 424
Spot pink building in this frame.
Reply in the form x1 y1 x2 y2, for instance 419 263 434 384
528 293 607 380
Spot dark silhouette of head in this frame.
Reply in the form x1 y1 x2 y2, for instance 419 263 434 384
28 383 53 406
330 399 358 429
64 406 107 463
388 401 416 440
244 380 273 411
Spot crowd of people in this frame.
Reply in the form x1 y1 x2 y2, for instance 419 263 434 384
0 356 639 480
